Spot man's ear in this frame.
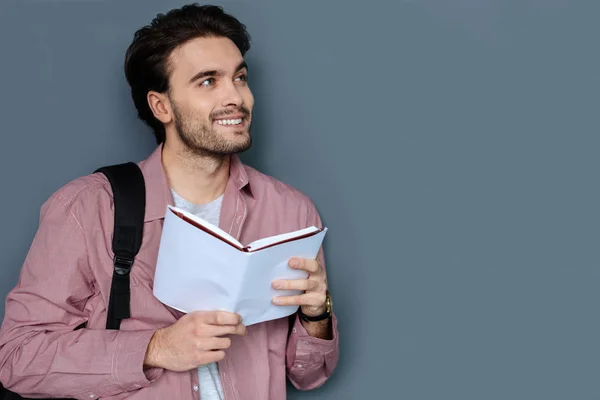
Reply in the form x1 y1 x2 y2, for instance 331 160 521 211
148 91 173 124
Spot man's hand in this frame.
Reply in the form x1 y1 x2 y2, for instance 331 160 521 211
271 257 328 317
271 256 332 339
143 311 246 372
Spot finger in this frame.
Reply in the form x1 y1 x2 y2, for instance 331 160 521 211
208 323 247 337
289 258 320 274
201 350 226 365
272 278 319 291
204 311 242 326
202 337 232 351
272 292 325 307
232 323 247 336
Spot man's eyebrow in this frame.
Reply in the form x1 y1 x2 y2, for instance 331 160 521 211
235 61 248 73
188 61 248 84
188 69 222 84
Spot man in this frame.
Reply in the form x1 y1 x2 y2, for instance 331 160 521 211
0 4 338 399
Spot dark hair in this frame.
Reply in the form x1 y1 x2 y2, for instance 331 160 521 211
124 4 251 144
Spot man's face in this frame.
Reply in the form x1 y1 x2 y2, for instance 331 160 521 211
166 36 254 156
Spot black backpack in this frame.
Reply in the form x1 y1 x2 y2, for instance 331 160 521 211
1 162 146 400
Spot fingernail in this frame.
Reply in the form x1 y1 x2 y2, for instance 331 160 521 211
290 259 299 267
273 281 281 289
273 297 281 304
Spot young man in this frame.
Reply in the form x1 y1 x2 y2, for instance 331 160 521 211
0 4 338 399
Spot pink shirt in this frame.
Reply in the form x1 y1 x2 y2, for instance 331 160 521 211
0 146 339 399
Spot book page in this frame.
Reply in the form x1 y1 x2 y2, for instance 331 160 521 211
245 226 322 252
237 228 328 325
154 209 248 314
167 205 244 250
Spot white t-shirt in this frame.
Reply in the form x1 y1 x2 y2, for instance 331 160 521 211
171 189 225 400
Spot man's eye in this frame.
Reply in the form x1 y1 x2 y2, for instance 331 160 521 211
235 74 247 82
200 78 215 86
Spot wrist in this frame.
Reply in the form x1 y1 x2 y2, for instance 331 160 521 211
299 315 332 340
143 329 163 369
299 305 326 317
298 290 332 322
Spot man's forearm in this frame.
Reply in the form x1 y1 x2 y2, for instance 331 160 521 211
0 328 159 398
143 328 164 369
299 317 332 340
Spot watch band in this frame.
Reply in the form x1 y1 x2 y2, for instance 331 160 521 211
299 307 331 322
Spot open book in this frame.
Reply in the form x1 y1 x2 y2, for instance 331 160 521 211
168 206 324 252
153 205 328 326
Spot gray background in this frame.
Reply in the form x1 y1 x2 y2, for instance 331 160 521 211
1 0 599 399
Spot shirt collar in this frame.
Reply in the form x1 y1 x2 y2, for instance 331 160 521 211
139 144 251 222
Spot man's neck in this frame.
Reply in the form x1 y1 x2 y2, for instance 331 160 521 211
161 141 230 205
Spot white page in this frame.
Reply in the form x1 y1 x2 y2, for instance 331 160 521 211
237 228 327 325
246 226 321 252
153 208 328 325
167 205 244 250
153 208 248 314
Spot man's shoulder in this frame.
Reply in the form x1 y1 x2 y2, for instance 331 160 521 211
243 164 316 208
45 171 113 212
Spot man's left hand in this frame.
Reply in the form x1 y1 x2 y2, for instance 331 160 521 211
271 257 327 317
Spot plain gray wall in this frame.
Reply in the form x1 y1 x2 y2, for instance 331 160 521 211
1 0 599 399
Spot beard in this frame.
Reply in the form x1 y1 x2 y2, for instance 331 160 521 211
171 99 252 158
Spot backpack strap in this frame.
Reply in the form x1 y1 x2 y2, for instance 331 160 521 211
95 162 146 330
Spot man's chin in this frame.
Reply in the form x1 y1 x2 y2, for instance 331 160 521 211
201 139 252 157
228 133 252 153
230 139 252 154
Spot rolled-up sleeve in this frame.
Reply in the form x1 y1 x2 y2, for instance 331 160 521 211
286 312 339 390
0 193 163 399
285 199 340 390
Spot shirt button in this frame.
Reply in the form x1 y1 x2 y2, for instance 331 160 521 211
297 364 303 369
193 385 199 392
133 384 141 388
292 327 297 333
89 395 95 399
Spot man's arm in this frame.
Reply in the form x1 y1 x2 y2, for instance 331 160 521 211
299 314 332 340
0 194 162 399
284 201 339 390
286 311 339 390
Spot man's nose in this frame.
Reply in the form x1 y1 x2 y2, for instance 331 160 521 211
220 81 244 108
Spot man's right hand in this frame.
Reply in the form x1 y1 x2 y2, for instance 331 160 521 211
143 311 246 371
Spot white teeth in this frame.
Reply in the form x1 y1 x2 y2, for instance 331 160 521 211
216 118 243 125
